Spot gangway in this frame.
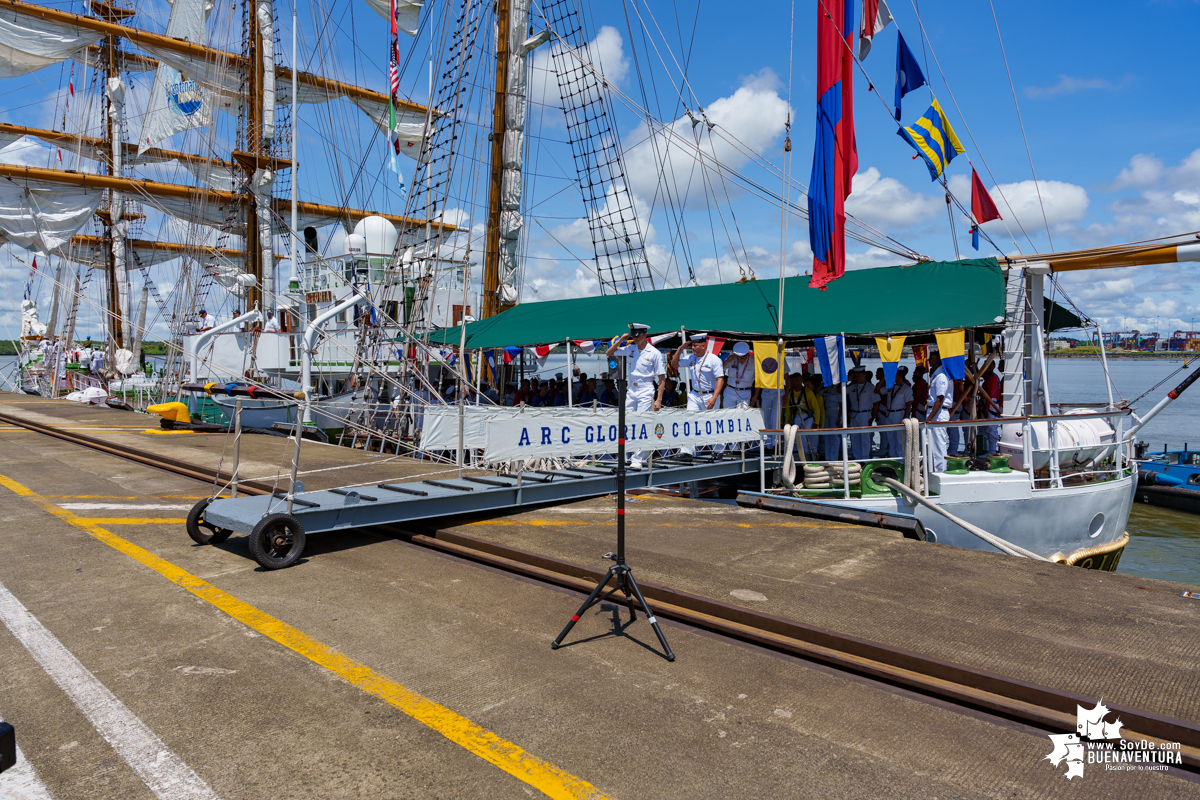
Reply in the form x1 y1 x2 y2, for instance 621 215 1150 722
194 453 760 569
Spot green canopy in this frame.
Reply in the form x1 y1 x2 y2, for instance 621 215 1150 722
431 258 1007 348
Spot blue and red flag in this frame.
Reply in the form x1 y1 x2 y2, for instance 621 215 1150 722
807 0 857 290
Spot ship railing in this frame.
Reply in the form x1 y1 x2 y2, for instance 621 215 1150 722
754 407 1136 497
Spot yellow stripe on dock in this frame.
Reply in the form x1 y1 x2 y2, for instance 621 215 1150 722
74 518 188 525
0 473 615 800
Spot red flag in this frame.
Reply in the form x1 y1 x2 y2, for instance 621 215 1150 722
707 337 726 356
971 168 1001 224
807 0 857 291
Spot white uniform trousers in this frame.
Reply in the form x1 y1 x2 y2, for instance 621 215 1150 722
849 411 873 460
879 411 904 458
823 431 842 461
681 391 721 455
625 384 656 466
948 411 963 456
760 388 783 448
930 426 949 473
723 386 751 409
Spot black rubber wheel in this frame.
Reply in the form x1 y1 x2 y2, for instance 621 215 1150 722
186 497 233 545
248 514 306 570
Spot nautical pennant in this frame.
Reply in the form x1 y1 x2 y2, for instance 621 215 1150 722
502 345 522 363
753 341 787 390
847 348 865 367
912 344 929 369
875 335 905 388
934 329 966 380
898 99 965 181
858 0 894 60
969 167 1001 250
894 32 926 121
807 0 857 291
814 335 846 386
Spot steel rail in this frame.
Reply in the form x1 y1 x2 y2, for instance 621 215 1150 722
4 410 1198 769
0 410 276 495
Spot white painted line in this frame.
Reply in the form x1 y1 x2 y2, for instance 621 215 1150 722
56 504 192 511
0 581 220 800
0 737 55 800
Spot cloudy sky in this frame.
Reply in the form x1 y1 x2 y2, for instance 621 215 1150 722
1 0 1198 342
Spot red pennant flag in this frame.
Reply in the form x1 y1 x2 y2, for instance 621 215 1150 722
707 337 726 356
971 168 1001 225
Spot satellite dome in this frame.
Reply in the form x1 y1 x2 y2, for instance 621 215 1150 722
346 233 367 257
352 215 398 255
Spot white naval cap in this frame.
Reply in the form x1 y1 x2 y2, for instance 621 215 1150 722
731 342 750 356
629 322 650 332
688 333 707 342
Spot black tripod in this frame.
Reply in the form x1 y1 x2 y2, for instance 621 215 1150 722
551 355 675 661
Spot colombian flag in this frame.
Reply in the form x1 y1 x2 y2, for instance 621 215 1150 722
875 335 905 388
934 329 966 379
806 0 857 290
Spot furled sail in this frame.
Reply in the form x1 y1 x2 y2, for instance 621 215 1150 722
0 6 98 78
497 0 531 304
137 0 214 154
0 178 103 253
360 0 422 36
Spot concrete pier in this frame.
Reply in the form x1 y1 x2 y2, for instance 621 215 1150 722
0 393 1197 799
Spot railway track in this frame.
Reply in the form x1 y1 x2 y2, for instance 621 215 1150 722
6 408 1200 772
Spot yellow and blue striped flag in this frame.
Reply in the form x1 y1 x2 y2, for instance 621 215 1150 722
898 99 965 181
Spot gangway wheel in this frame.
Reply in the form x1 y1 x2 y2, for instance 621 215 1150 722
186 498 233 545
249 514 307 570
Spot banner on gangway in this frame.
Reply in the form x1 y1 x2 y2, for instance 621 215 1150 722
483 407 765 462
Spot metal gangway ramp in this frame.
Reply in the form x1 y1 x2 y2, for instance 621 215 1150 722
194 453 761 569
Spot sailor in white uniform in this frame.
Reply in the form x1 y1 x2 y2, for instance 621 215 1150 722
821 380 842 461
670 333 726 457
926 350 953 472
877 369 914 458
722 342 754 408
606 323 666 468
263 311 281 332
846 366 875 460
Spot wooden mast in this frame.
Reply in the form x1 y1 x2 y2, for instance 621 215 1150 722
482 0 511 320
102 26 124 349
244 0 264 317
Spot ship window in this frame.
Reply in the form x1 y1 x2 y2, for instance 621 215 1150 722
1188 474 1200 485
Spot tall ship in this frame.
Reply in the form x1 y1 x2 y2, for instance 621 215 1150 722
1 0 1196 571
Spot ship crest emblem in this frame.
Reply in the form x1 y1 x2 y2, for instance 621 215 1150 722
654 423 664 439
166 71 204 117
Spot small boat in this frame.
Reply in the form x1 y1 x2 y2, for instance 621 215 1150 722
1137 448 1200 514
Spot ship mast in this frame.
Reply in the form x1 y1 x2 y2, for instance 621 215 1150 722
482 0 511 320
243 0 265 317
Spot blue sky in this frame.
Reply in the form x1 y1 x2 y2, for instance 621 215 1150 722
1 0 1198 341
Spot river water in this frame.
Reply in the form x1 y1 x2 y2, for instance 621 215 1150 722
2 353 1196 585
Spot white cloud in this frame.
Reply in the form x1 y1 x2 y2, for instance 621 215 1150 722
982 179 1089 232
622 69 790 207
1024 74 1132 99
529 26 628 123
846 167 940 228
1108 154 1164 191
1075 278 1136 302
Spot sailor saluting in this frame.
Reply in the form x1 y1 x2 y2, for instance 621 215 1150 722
606 323 667 468
670 332 727 459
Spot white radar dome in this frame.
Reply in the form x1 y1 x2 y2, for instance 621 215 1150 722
352 215 398 255
346 233 367 257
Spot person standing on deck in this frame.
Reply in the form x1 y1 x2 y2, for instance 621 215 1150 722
607 323 666 468
799 373 825 458
981 362 1002 455
926 350 954 472
195 309 215 331
878 368 914 458
911 365 929 418
821 376 842 461
670 333 726 460
263 311 281 333
722 342 754 408
846 366 875 460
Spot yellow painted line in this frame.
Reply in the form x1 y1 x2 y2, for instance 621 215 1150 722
45 495 139 499
75 518 188 525
0 473 614 800
143 431 228 436
467 520 606 527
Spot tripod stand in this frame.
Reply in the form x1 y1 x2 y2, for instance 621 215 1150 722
551 354 675 661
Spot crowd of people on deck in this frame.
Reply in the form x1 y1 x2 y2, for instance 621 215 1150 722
437 323 1003 472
